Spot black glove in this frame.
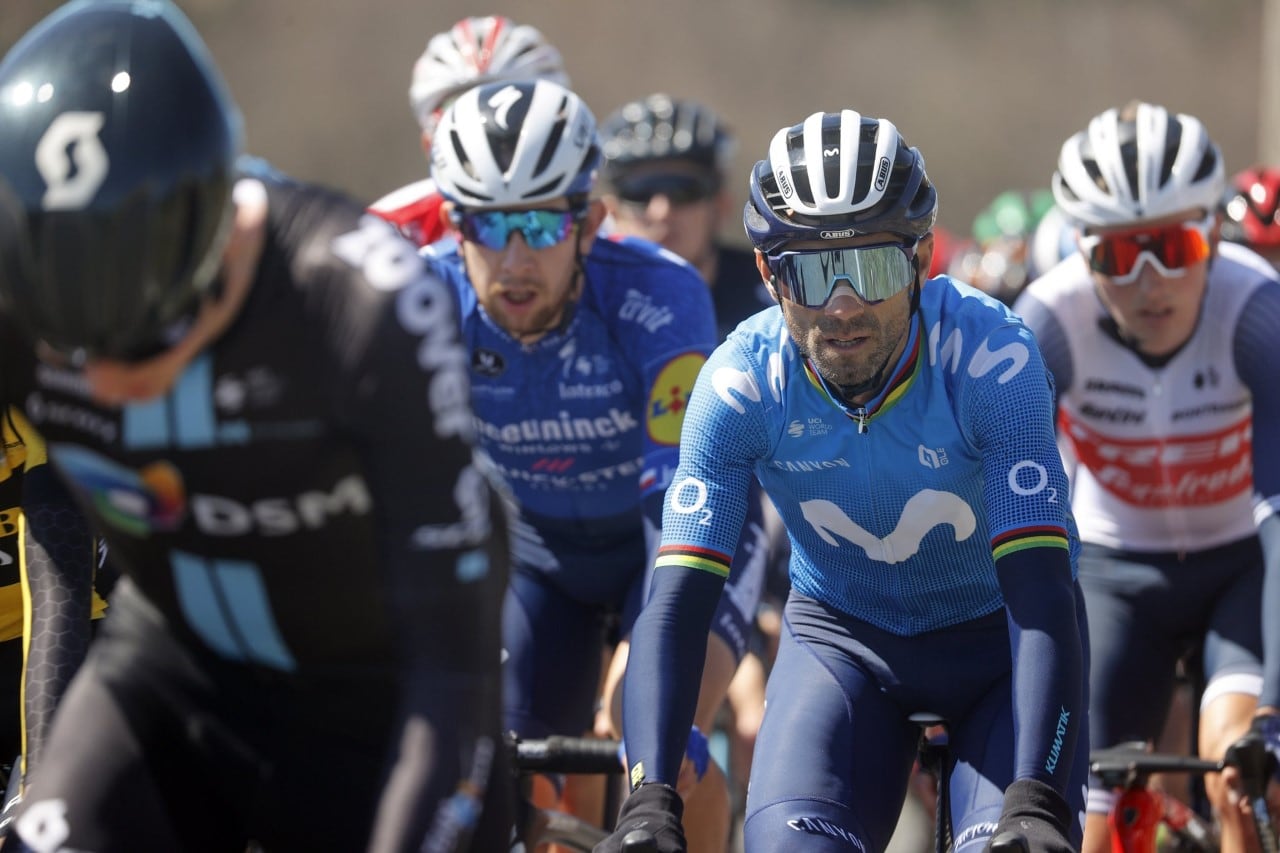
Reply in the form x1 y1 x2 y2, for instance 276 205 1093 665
1250 714 1280 781
593 782 686 853
989 779 1074 853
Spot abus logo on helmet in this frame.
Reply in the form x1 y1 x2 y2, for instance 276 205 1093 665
820 229 857 240
874 157 891 191
775 169 793 199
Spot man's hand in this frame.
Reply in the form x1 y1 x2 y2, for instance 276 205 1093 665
593 783 685 853
989 779 1074 853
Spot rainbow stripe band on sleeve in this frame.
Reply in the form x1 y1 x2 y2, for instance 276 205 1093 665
655 544 732 579
991 525 1071 561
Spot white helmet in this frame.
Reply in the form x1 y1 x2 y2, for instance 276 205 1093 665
1052 101 1224 227
409 15 569 134
431 79 600 209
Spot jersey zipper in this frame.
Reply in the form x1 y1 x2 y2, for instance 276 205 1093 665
853 407 870 434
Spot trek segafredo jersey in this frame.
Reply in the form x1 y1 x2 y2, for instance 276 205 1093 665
425 236 717 593
1017 241 1280 553
658 276 1080 635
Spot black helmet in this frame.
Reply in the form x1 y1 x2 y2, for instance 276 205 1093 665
600 94 735 185
0 0 244 360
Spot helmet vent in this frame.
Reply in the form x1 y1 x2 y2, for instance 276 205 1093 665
1192 147 1219 184
533 97 570 179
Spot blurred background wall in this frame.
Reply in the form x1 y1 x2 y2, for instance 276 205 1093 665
1 0 1270 245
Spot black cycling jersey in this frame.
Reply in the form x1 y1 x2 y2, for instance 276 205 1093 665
1 177 512 852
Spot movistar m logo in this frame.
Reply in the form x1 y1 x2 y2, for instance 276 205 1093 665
800 489 976 564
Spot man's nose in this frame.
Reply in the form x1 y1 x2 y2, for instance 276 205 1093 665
823 282 872 315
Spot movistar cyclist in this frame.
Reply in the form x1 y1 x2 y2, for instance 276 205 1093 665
597 109 1088 853
0 3 510 850
423 79 766 845
1015 100 1280 853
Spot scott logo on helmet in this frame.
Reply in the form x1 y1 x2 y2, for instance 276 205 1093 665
35 112 109 210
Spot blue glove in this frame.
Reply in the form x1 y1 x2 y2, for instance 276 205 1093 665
593 782 685 853
685 726 710 782
989 779 1074 853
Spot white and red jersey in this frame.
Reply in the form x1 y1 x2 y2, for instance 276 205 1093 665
368 177 449 248
1016 242 1280 553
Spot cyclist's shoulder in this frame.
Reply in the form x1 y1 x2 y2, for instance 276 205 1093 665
368 178 445 248
587 235 706 295
922 275 1030 339
584 237 716 346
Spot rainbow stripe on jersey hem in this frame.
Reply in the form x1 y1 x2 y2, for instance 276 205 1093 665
655 544 732 578
991 525 1070 561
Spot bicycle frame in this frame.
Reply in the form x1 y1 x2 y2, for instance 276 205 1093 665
1106 785 1166 853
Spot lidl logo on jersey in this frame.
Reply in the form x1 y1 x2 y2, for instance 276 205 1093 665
648 352 705 445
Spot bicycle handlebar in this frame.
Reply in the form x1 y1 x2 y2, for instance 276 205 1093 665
1091 735 1278 852
1089 744 1221 789
507 732 626 776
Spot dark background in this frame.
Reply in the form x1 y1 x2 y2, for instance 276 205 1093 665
2 0 1269 244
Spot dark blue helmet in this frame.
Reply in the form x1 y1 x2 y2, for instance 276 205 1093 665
0 0 244 360
744 110 936 253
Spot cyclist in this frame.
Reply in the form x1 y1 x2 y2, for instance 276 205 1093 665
423 79 763 849
597 108 1089 853
1221 165 1280 271
0 3 510 851
0 403 107 831
947 189 1055 306
1013 100 1280 853
369 14 569 248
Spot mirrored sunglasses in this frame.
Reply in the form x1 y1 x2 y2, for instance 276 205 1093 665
1078 213 1213 285
453 208 582 251
766 241 919 308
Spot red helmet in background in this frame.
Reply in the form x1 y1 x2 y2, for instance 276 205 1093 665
1222 165 1280 250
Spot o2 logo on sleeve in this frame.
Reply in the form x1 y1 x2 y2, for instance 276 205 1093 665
35 112 109 210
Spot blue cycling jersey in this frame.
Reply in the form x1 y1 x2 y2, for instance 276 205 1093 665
429 235 714 514
658 276 1080 635
425 236 717 591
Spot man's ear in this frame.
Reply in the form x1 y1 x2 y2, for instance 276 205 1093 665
439 200 456 233
755 250 779 302
916 231 936 283
577 198 609 254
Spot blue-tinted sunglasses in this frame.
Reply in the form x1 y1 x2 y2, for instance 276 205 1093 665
766 240 920 308
451 208 584 251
